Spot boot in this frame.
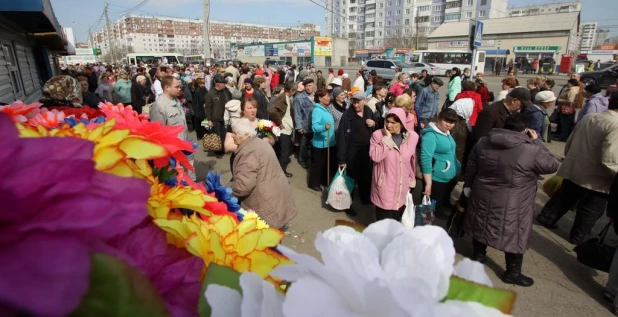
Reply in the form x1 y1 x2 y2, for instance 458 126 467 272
502 253 534 287
471 240 488 264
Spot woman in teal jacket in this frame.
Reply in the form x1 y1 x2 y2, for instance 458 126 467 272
309 89 336 191
113 70 133 105
444 67 462 110
420 108 461 219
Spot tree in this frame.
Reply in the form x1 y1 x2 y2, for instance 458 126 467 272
384 33 428 49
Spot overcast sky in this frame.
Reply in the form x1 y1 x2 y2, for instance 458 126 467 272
50 0 617 43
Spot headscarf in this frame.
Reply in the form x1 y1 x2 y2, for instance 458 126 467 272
449 98 474 131
41 75 82 107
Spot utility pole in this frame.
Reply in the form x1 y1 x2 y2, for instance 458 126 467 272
415 7 419 50
203 0 211 63
104 1 116 63
88 27 93 48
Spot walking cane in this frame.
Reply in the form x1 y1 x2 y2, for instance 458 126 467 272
326 126 331 189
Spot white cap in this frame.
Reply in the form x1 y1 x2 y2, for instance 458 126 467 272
535 91 557 103
330 78 343 87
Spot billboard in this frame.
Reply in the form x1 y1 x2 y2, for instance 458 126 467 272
314 37 332 56
265 44 278 56
278 42 311 56
237 45 265 57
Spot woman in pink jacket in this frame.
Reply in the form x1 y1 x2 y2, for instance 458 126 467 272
369 107 420 221
388 73 409 97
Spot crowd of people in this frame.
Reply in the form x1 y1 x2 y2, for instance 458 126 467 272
42 60 618 300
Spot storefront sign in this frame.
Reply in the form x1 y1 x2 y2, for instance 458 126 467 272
314 37 332 56
436 40 495 48
278 42 311 56
600 44 617 50
355 50 369 57
588 50 618 54
396 48 409 54
513 46 560 52
367 47 385 54
264 44 278 56
75 48 95 55
237 45 265 57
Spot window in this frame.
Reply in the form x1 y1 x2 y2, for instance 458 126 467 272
349 25 354 30
419 5 430 12
388 1 392 7
406 8 411 14
432 16 443 22
387 11 392 16
378 22 383 27
405 18 410 25
433 5 443 12
396 0 400 5
378 12 383 18
387 21 392 26
1 43 24 98
479 10 485 17
467 0 473 6
445 13 461 20
446 1 462 9
395 20 400 25
480 0 487 5
396 10 401 15
378 31 382 36
407 0 412 3
379 2 384 8
386 30 391 36
349 16 356 21
466 12 472 18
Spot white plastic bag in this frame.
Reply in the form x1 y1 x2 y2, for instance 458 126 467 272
326 170 353 210
401 192 415 229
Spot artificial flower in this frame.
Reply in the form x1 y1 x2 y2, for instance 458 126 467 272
0 100 41 122
155 214 291 284
48 105 103 120
104 220 204 317
271 220 507 317
0 113 151 317
206 172 241 214
205 272 284 317
26 107 66 128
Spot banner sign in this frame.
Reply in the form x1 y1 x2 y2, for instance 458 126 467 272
314 37 333 56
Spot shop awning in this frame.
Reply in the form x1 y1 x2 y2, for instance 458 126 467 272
0 0 70 52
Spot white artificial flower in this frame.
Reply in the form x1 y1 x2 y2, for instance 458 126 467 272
272 219 505 317
205 272 285 317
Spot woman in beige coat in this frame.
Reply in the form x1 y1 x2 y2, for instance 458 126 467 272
229 118 297 229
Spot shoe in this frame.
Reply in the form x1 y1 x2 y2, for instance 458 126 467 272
310 186 322 192
534 216 559 229
471 253 487 264
603 291 616 305
284 172 293 178
502 271 534 287
345 208 358 216
537 175 545 181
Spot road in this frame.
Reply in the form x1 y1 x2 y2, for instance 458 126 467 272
191 74 615 317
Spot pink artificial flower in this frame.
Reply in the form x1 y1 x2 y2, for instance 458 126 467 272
0 100 41 123
104 220 204 317
26 108 66 128
0 113 151 316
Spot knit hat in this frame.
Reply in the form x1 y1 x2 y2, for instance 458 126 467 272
535 91 556 103
332 87 344 98
244 78 253 85
299 69 310 80
232 89 242 100
338 69 344 76
342 73 349 79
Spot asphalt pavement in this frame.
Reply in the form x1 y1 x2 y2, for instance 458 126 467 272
191 74 615 317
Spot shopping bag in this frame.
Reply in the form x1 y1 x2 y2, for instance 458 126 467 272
574 222 616 273
446 195 467 238
202 133 222 152
327 167 354 194
415 195 435 226
326 168 353 211
401 192 415 229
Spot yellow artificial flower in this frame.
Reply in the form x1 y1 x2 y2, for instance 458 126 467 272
242 212 269 229
155 214 291 284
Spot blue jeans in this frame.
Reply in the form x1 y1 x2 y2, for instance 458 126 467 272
298 132 313 166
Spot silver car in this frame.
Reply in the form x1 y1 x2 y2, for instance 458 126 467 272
407 62 437 76
365 59 416 82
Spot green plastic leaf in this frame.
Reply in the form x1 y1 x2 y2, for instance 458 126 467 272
445 276 517 314
69 253 170 317
198 263 243 317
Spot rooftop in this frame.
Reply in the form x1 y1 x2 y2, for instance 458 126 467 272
428 12 580 39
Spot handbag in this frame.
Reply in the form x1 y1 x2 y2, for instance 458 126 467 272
414 195 435 226
573 222 616 273
326 167 353 211
446 195 467 238
202 133 222 152
548 110 559 123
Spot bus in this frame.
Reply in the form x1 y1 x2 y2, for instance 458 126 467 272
123 53 186 66
185 54 205 64
409 50 486 76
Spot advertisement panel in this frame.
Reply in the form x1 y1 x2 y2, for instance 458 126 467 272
265 44 278 56
237 45 265 58
278 42 312 56
436 40 495 48
314 37 332 56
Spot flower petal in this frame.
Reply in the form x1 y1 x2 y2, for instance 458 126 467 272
362 219 405 253
239 272 284 317
454 258 493 287
282 276 359 317
205 285 242 317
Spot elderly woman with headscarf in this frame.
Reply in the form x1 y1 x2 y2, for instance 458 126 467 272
132 75 153 114
228 118 298 229
77 76 101 108
40 75 83 108
448 97 475 175
328 87 347 131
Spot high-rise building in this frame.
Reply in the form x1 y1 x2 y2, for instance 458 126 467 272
91 14 320 60
325 0 507 50
580 22 598 51
595 28 611 47
507 1 581 17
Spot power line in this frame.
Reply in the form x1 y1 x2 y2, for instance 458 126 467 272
108 0 150 15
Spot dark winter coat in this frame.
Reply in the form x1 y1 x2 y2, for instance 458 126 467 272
472 100 511 145
336 106 375 167
205 87 232 122
463 129 559 254
268 93 294 127
192 86 208 121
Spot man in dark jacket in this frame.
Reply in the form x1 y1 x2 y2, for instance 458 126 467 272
337 91 376 209
204 74 232 157
269 82 297 177
473 87 532 144
525 90 556 143
252 76 269 119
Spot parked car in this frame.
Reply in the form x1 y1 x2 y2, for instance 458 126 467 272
579 64 618 88
407 62 437 76
264 59 286 68
365 59 416 82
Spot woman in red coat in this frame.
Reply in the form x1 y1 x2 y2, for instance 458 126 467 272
455 80 483 127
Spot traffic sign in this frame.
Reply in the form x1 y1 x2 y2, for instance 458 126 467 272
473 20 484 47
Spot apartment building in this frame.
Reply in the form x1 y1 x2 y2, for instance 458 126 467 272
91 14 320 60
579 22 598 51
507 1 581 17
326 0 506 50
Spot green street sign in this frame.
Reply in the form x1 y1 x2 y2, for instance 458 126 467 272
514 46 560 52
93 48 102 55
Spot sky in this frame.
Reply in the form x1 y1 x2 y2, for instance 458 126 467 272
50 0 617 43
